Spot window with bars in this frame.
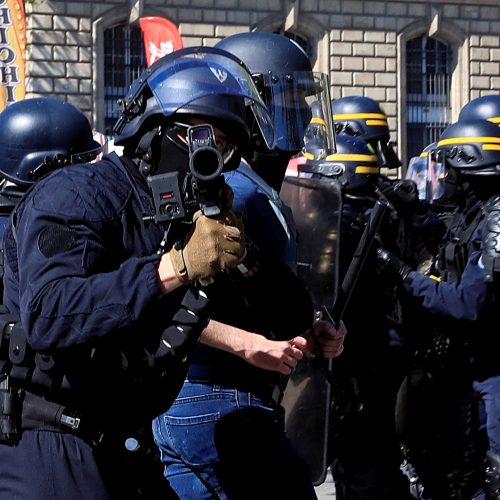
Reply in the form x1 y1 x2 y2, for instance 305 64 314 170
406 36 452 163
103 24 146 136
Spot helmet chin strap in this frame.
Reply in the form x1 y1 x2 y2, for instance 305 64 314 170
135 126 162 177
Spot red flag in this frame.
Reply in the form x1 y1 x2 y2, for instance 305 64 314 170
139 17 183 67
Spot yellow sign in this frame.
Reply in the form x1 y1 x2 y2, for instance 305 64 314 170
0 0 26 111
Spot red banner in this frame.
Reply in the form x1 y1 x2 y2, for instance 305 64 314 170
0 0 26 110
139 16 183 67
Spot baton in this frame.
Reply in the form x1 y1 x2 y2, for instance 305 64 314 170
317 198 388 383
327 197 389 326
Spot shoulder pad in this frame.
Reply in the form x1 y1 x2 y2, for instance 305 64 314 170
26 157 133 223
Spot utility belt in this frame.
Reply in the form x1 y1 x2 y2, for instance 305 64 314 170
186 364 285 408
0 375 99 446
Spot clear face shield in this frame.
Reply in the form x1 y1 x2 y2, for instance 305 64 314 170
406 148 446 203
256 71 336 156
303 117 330 160
406 154 428 200
426 149 446 202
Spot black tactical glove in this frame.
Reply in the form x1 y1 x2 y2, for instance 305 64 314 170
376 248 413 283
380 179 426 216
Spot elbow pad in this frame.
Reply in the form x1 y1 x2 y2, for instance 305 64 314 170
482 196 500 282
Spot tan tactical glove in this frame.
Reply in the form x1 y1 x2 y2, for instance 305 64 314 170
170 210 246 285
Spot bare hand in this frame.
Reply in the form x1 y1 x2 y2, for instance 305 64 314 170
242 335 309 375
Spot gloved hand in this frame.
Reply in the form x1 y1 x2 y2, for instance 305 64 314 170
170 210 246 284
382 179 426 216
375 247 413 283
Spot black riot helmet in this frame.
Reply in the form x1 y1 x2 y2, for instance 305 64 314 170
331 95 401 169
458 94 500 124
0 97 101 186
215 31 335 190
113 46 274 177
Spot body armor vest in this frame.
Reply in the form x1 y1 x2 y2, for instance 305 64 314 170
438 201 483 284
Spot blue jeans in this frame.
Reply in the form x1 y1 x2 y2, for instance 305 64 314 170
152 381 318 500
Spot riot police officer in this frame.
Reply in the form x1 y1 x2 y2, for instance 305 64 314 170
377 118 500 499
152 33 346 500
0 98 102 294
215 31 335 267
299 134 414 499
331 95 402 170
0 48 273 499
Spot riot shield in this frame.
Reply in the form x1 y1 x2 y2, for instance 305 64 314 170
279 171 342 486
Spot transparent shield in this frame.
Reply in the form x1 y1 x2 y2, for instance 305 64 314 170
280 172 342 485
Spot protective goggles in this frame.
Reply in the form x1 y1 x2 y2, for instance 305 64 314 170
332 113 388 137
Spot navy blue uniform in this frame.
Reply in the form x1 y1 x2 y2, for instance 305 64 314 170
396 199 500 499
0 152 189 499
328 188 415 500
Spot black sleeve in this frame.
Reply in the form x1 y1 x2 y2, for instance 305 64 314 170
206 252 314 341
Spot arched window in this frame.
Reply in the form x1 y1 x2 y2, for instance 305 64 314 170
103 24 146 136
406 36 452 162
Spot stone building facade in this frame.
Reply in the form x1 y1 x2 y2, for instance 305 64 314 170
23 0 500 167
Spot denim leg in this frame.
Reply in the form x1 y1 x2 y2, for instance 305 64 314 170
152 381 317 500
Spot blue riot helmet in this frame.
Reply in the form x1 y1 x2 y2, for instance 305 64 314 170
0 97 101 187
301 134 380 196
215 32 335 190
437 119 500 176
458 94 500 125
434 119 500 204
216 32 335 155
332 95 402 169
113 46 275 177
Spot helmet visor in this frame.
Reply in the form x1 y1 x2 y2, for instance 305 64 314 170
406 155 428 200
426 149 446 202
406 149 446 203
258 71 335 154
147 52 275 149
